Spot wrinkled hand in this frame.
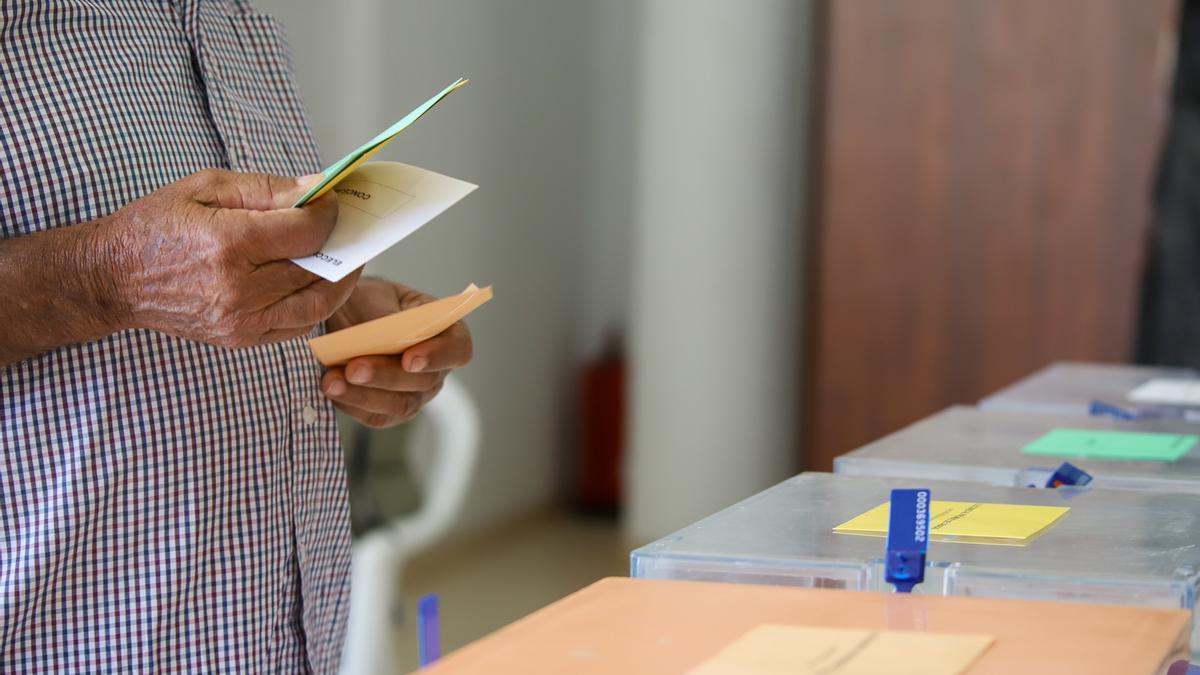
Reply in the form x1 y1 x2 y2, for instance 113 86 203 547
103 168 361 347
321 278 474 427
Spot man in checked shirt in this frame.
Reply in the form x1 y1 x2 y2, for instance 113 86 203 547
0 1 472 671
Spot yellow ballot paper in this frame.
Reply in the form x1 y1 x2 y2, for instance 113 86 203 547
686 625 994 675
833 500 1069 546
291 161 477 282
308 284 492 366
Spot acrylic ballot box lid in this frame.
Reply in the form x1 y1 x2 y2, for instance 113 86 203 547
630 472 1200 655
979 361 1200 419
418 578 1191 675
834 405 1200 494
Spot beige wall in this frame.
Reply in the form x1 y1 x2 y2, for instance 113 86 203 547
260 0 597 536
626 0 812 541
258 0 811 541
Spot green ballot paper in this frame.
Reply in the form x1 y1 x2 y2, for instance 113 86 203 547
293 77 469 207
1021 428 1198 462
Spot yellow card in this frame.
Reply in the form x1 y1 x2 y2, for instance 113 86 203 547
832 500 1069 546
686 625 993 675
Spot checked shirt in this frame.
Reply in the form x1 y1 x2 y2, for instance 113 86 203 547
0 1 350 671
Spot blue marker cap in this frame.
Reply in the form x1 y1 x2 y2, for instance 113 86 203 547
417 593 441 668
1045 461 1093 489
885 488 930 593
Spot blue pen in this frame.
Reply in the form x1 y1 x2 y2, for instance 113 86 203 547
885 488 930 593
417 593 441 668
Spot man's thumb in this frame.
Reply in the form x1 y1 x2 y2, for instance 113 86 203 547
277 173 326 209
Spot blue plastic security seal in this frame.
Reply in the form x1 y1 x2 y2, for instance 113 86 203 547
1088 400 1162 421
1167 660 1200 675
1089 400 1141 421
417 593 441 668
885 488 930 593
1046 461 1093 489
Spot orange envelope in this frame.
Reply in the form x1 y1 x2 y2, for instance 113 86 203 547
308 283 492 366
418 578 1191 675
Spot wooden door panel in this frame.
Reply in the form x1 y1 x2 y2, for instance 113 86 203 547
804 0 1175 469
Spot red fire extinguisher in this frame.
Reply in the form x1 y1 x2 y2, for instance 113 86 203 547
576 339 625 513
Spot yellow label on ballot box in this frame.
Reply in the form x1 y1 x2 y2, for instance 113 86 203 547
686 625 994 675
833 500 1069 546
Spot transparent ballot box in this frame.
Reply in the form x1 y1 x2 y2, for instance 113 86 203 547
629 472 1200 655
979 361 1200 420
834 405 1200 494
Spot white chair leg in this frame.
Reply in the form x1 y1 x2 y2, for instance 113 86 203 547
341 532 403 675
339 375 481 674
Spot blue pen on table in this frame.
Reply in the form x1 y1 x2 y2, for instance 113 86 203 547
417 593 441 668
885 488 930 594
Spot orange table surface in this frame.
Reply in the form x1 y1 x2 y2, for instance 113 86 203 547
417 577 1191 675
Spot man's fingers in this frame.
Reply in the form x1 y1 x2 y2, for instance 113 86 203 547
341 355 444 392
398 286 437 310
189 169 323 210
251 263 368 312
321 370 430 418
263 267 361 329
225 192 339 263
248 261 328 305
259 324 319 344
271 173 325 209
401 322 474 373
329 401 394 429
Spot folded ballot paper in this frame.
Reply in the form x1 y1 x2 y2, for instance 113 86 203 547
308 283 492 366
291 78 476 282
833 500 1069 546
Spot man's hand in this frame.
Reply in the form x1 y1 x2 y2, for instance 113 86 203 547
102 168 362 348
321 278 474 428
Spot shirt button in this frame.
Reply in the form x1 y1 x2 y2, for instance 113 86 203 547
301 405 318 425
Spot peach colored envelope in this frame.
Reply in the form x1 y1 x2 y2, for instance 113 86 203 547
308 284 492 366
418 578 1191 675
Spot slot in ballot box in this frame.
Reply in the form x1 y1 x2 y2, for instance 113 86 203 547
834 405 1200 494
629 473 1200 657
980 361 1200 420
419 578 1192 675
